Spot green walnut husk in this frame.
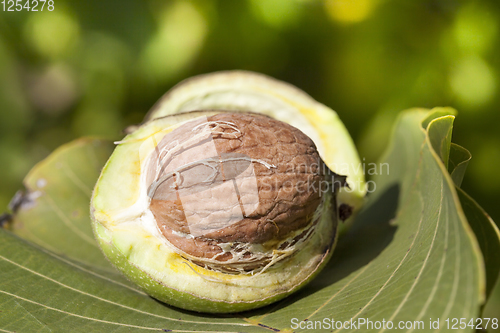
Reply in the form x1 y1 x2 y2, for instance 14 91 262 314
90 71 365 313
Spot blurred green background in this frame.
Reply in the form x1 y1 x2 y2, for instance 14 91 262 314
0 0 499 316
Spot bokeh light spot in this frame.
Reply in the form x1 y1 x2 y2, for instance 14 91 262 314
249 0 301 28
24 11 79 60
81 33 130 108
450 56 497 109
140 1 207 82
325 0 375 24
453 3 498 55
26 64 78 115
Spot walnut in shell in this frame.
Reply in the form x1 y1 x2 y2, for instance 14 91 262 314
91 71 364 313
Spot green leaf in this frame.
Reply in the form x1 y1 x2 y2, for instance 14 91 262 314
456 187 500 300
7 138 115 271
0 229 262 332
425 116 498 301
426 114 454 169
421 107 457 131
1 109 498 332
448 143 472 187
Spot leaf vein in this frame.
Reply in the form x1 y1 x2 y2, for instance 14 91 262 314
0 289 241 332
43 193 98 247
60 161 93 197
332 202 426 333
436 199 461 332
382 181 445 332
411 183 449 327
306 264 371 321
37 245 147 296
0 254 252 327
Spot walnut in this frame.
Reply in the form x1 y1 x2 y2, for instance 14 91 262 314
147 113 332 273
91 71 362 313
